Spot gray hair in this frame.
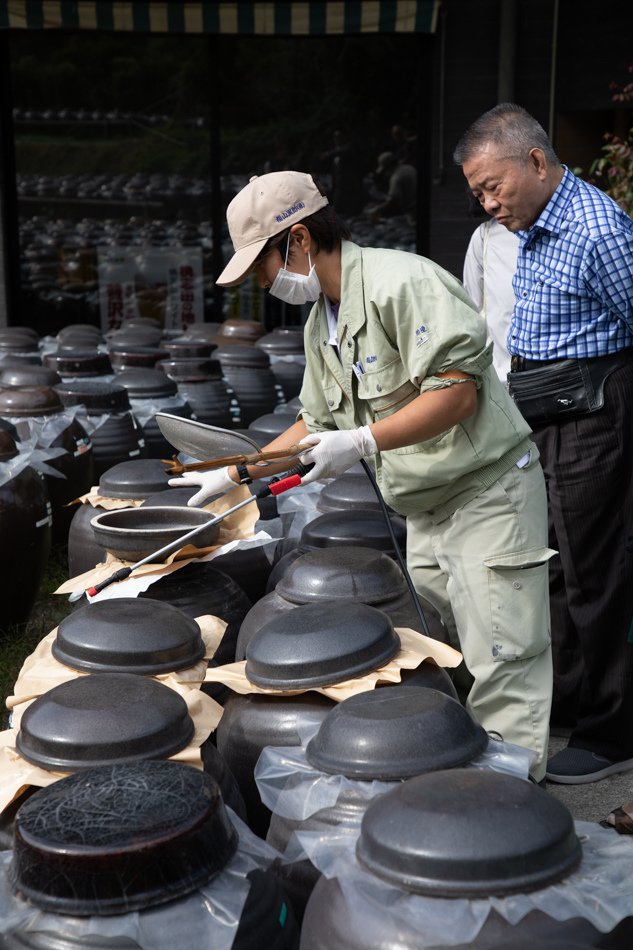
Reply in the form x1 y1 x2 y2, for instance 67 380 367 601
453 103 560 166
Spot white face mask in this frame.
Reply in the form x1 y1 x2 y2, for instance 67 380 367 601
269 235 321 306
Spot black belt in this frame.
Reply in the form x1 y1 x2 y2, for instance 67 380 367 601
510 350 633 373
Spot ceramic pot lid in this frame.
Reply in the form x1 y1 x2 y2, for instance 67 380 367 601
316 473 381 512
247 412 298 443
52 597 205 674
16 673 195 771
255 328 305 355
0 385 63 417
42 350 113 376
141 486 198 507
356 769 582 897
115 367 177 398
276 546 407 605
98 458 172 499
91 506 220 562
301 509 407 553
245 601 401 689
0 365 61 388
306 686 488 780
155 412 261 459
54 380 131 412
10 760 238 914
157 356 224 381
214 345 270 367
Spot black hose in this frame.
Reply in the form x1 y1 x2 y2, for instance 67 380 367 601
360 458 432 638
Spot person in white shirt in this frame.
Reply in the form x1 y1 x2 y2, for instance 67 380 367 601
463 216 519 383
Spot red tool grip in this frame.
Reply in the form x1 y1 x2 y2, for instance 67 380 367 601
86 587 98 597
269 473 302 495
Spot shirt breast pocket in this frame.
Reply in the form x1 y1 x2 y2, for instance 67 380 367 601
357 358 420 420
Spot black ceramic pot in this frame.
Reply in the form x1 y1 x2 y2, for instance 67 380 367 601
215 692 334 839
0 430 52 628
266 508 408 592
53 379 147 479
156 356 237 428
42 349 113 379
236 546 446 659
214 345 284 426
254 328 306 401
0 385 94 543
67 458 173 576
113 368 193 458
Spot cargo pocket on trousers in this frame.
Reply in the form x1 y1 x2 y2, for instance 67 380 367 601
483 547 557 662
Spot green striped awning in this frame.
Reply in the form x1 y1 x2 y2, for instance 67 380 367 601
0 1 441 34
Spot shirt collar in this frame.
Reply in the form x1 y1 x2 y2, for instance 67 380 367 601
519 165 576 245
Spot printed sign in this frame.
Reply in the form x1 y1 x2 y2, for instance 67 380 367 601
97 247 204 331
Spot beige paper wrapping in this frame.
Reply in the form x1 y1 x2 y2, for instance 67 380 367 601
0 686 220 813
5 614 227 714
68 487 146 510
203 627 462 700
55 483 260 596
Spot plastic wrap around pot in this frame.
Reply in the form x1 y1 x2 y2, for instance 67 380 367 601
9 761 238 915
356 769 582 897
52 596 205 675
305 686 489 780
245 602 401 689
15 672 195 771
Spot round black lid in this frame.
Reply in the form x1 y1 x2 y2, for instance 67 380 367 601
54 379 131 412
255 328 305 355
98 458 172 498
0 365 61 388
275 546 407 605
316 473 381 512
10 760 238 914
16 673 195 771
52 597 205 674
115 367 178 398
42 350 113 376
0 385 63 417
306 686 489 780
214 345 270 368
300 509 407 554
356 769 582 897
245 601 401 689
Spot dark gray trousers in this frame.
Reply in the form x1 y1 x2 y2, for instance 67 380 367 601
531 361 633 759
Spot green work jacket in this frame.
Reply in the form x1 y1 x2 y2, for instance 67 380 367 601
299 241 534 519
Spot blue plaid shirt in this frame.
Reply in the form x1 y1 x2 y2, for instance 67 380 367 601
510 167 633 359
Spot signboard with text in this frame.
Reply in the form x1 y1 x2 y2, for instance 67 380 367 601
97 247 204 331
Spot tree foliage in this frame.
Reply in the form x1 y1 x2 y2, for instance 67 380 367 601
589 63 633 216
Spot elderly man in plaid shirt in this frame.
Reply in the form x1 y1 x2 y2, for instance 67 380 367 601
455 102 633 784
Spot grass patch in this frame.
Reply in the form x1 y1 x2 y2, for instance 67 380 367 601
0 543 74 730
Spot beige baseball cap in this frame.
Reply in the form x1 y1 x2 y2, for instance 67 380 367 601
216 171 329 287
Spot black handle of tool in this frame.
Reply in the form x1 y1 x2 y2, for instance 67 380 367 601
86 567 133 598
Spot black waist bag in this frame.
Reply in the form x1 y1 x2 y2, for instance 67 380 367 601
507 354 629 426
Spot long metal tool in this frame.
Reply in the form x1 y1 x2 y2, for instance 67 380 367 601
68 468 308 604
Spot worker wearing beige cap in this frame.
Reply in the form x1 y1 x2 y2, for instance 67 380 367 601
170 170 554 782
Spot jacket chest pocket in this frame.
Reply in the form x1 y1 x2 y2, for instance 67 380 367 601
357 358 419 420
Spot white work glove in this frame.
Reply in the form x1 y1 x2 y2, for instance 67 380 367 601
168 465 237 507
299 426 377 484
